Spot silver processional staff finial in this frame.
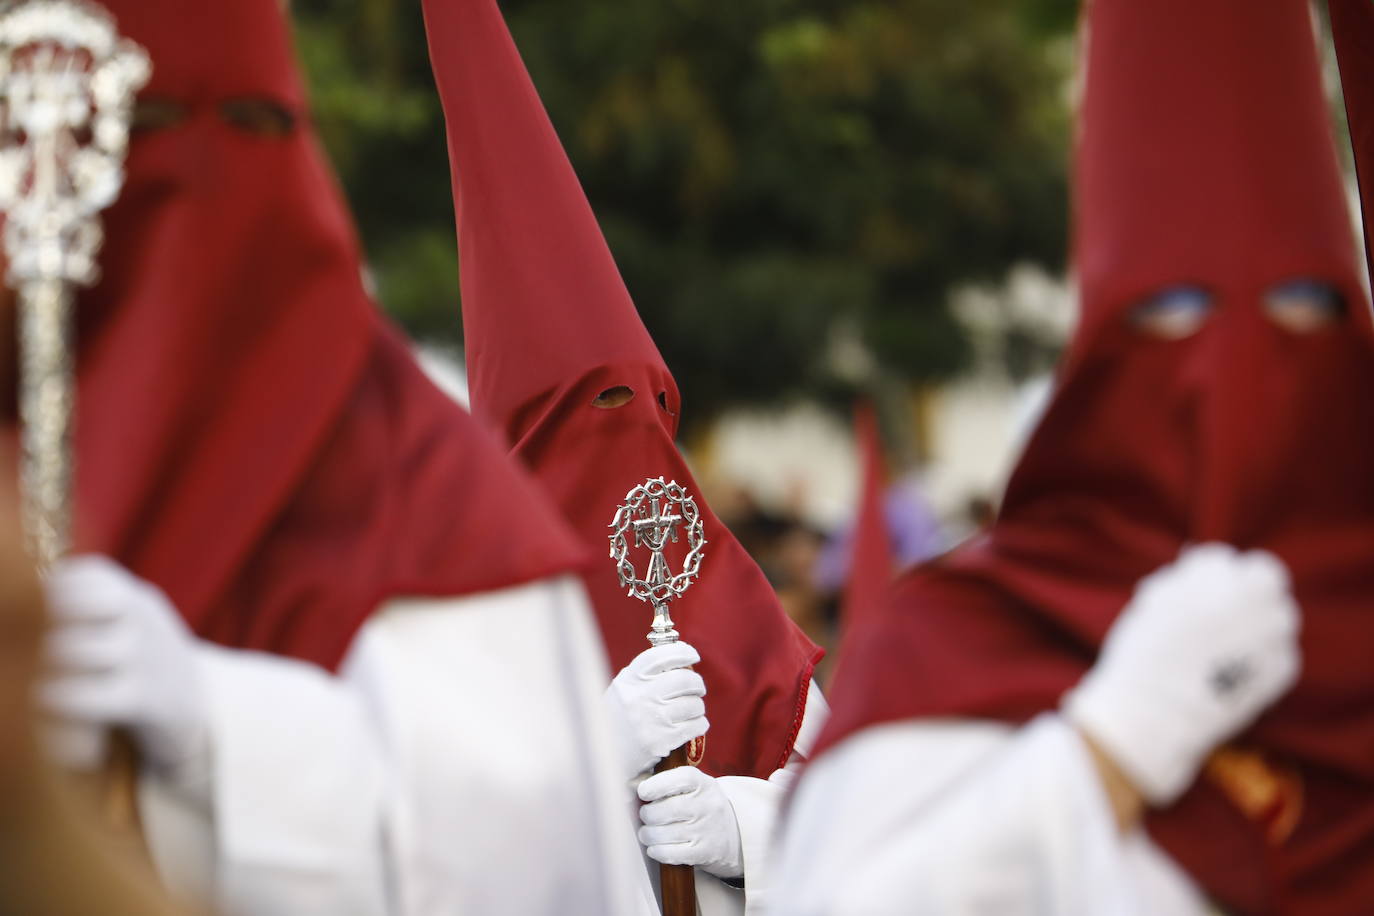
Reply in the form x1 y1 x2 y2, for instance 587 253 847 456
608 476 707 647
0 0 149 569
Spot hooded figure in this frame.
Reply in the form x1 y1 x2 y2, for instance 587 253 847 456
420 0 825 908
773 0 1374 913
37 2 643 913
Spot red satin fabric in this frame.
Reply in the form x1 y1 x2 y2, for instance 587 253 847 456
67 0 584 670
818 1 1374 911
423 0 822 778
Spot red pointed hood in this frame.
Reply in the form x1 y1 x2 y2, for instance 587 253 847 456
1035 0 1373 551
817 1 1374 910
421 0 666 442
826 401 896 694
70 0 584 669
424 0 821 778
838 402 895 637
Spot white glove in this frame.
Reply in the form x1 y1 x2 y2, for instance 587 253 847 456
604 642 708 779
1063 543 1301 805
638 765 744 880
41 555 209 778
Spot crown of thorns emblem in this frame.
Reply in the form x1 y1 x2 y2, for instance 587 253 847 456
609 477 706 605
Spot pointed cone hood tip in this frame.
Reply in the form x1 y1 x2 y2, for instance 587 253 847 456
423 0 668 437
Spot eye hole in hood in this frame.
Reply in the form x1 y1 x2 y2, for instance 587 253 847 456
1264 279 1345 334
220 97 296 137
1129 286 1214 340
132 97 188 134
591 385 635 409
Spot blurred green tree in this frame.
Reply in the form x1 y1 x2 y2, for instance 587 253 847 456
292 0 1075 429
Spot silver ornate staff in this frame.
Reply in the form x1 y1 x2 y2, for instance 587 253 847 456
609 476 707 647
609 476 708 916
0 0 148 570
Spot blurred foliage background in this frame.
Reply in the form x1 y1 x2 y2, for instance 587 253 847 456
291 0 1078 432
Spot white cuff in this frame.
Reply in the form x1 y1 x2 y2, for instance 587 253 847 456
716 775 782 909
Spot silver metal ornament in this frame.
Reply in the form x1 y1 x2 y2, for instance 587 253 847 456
0 0 148 568
608 476 707 647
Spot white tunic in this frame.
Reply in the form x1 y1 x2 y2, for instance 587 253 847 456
768 714 1212 915
651 681 829 916
138 574 647 916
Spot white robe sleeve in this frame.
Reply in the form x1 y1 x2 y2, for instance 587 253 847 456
140 644 390 916
341 574 654 916
139 574 652 916
767 714 1211 916
693 680 830 916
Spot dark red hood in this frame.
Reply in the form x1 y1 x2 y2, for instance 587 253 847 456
72 0 585 669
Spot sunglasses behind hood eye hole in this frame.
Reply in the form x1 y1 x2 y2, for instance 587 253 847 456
132 97 296 137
